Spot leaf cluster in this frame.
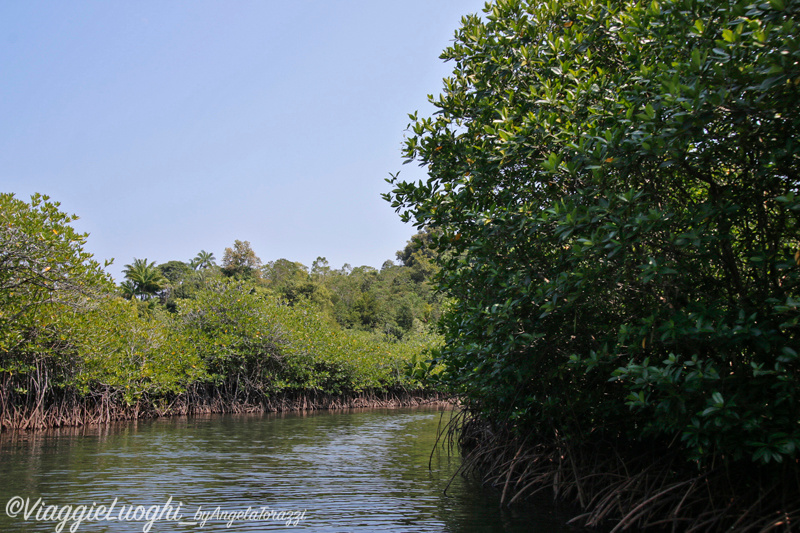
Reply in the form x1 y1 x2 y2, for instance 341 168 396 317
386 0 800 465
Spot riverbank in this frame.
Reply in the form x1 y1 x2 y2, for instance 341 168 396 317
0 387 454 432
448 410 800 532
2 194 449 434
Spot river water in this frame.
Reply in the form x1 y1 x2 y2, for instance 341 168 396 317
0 407 579 532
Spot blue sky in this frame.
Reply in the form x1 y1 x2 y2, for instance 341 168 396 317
0 1 487 281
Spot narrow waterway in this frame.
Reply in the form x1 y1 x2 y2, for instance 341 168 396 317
0 407 579 532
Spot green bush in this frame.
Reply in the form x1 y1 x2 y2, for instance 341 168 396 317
0 193 443 422
174 280 430 395
386 0 800 464
71 297 203 404
0 193 113 402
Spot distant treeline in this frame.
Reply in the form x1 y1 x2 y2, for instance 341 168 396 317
123 230 442 343
0 192 445 431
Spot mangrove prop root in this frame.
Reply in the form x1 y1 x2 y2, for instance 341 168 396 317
0 386 456 432
440 409 800 533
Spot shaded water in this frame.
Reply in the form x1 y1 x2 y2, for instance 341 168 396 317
0 408 579 532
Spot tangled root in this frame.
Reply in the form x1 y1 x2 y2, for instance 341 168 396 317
440 410 800 532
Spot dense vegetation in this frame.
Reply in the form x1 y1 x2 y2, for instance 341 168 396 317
0 192 444 430
386 0 800 529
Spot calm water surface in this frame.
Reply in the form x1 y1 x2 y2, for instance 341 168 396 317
0 408 579 532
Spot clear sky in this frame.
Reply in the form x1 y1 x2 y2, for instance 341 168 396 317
0 1 487 281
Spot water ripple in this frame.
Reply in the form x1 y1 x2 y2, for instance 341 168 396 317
0 408 578 532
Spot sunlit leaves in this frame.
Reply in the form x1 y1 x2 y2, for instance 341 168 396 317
0 192 112 365
122 258 167 300
175 279 432 394
385 0 800 465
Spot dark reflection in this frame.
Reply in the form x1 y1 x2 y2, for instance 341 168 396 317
0 408 583 532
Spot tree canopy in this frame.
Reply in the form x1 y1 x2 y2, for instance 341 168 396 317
122 258 166 300
1 195 446 430
0 193 111 356
221 239 262 279
386 0 800 465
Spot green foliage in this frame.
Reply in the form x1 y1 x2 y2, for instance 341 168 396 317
190 250 216 270
402 331 447 390
174 279 427 394
386 0 800 465
0 192 112 378
113 235 445 394
122 258 167 300
158 260 193 284
321 248 443 339
262 258 333 309
396 226 441 282
176 281 292 391
1 195 444 423
70 297 202 404
221 239 262 279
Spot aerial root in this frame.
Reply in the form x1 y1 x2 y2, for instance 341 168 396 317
0 385 456 432
441 409 800 532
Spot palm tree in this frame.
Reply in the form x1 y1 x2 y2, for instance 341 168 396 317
119 280 138 300
122 258 166 300
192 250 216 270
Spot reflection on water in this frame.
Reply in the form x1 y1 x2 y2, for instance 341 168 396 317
0 408 580 532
